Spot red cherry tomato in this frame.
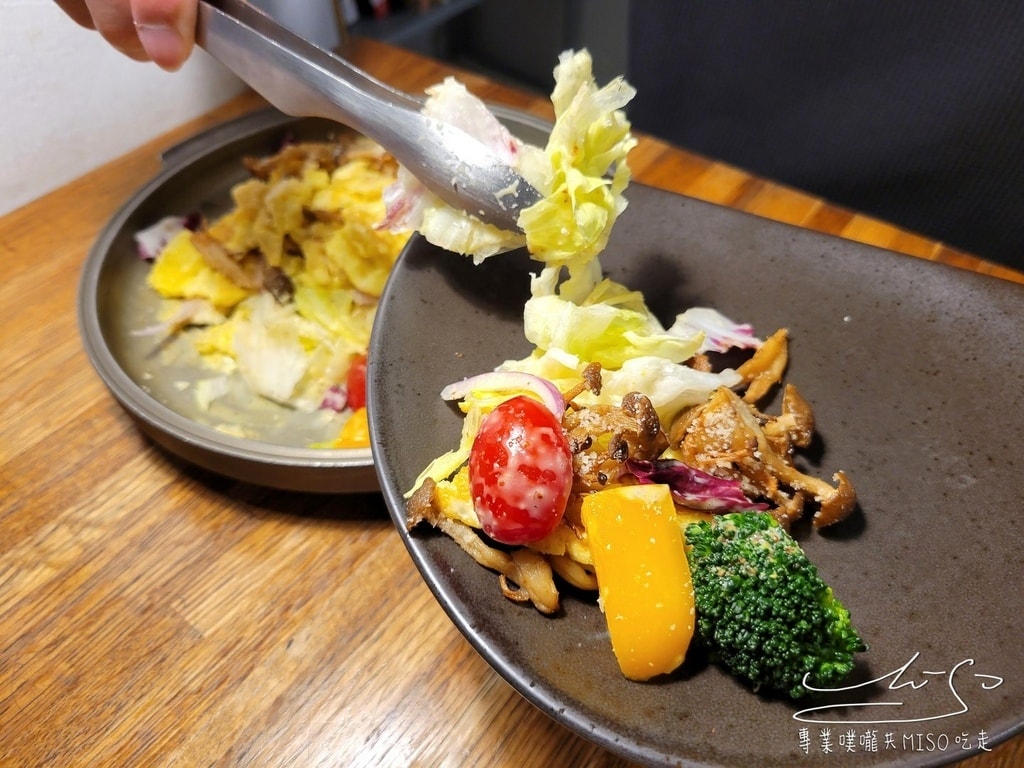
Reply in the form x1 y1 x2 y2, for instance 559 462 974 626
346 353 368 411
468 395 572 546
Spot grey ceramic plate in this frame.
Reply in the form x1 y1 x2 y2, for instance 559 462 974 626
79 109 383 492
78 105 554 493
369 184 1024 766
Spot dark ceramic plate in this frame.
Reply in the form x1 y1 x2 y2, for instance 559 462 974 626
368 184 1024 766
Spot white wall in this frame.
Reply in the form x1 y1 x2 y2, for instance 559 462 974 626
1 0 246 216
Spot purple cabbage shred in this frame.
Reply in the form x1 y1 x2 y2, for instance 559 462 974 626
625 458 768 512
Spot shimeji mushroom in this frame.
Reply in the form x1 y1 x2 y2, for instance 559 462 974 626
670 385 856 529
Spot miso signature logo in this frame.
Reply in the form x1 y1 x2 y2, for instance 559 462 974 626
793 652 1004 725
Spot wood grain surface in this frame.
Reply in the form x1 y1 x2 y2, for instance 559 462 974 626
1 37 1021 768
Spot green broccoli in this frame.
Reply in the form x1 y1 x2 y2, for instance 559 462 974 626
684 511 866 699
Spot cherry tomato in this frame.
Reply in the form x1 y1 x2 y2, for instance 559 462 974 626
468 395 572 546
345 353 368 411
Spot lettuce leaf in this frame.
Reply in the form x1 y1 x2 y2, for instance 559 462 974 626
498 266 748 423
232 294 311 404
381 49 636 268
522 265 702 366
518 49 637 273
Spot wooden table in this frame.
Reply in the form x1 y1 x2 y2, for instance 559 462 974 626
2 38 1021 768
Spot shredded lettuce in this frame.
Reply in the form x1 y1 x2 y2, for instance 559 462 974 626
521 274 702 370
232 294 311 405
382 49 636 268
518 49 636 274
407 404 485 496
490 265 744 423
292 284 375 350
602 357 741 424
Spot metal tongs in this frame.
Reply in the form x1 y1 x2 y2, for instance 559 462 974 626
195 0 541 232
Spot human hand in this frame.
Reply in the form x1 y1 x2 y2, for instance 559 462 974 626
53 0 198 71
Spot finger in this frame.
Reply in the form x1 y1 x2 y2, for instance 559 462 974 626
51 0 98 30
83 0 151 62
132 0 197 71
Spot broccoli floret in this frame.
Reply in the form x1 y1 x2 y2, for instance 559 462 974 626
684 511 866 699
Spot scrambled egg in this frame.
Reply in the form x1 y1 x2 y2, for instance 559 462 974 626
148 230 250 309
145 134 411 430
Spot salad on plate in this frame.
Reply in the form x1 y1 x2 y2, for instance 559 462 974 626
135 132 411 448
391 49 867 698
